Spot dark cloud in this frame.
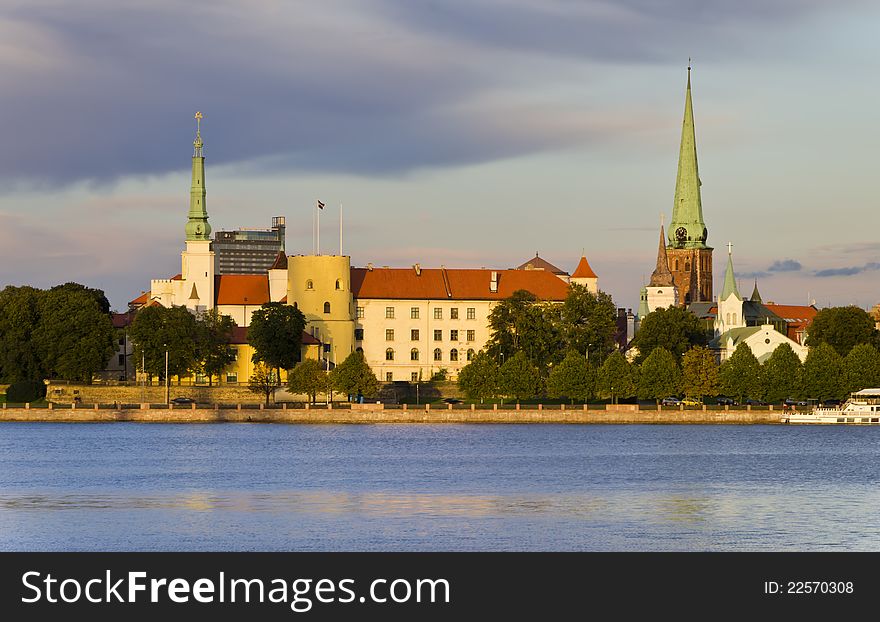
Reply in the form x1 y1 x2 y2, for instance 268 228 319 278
739 271 771 280
814 263 880 278
767 259 802 272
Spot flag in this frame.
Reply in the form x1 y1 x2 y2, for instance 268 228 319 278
317 200 325 210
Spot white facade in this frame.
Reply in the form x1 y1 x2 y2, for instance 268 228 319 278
646 284 678 313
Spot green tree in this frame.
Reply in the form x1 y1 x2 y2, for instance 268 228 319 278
498 351 543 401
597 351 637 403
195 309 237 386
248 362 277 406
287 359 329 404
631 305 707 363
33 286 116 382
802 342 845 401
485 290 562 373
456 351 500 402
843 343 880 394
760 344 802 403
49 282 111 315
680 346 719 403
718 343 761 404
637 347 680 404
0 286 45 383
559 284 618 362
247 302 306 380
330 351 380 399
128 305 199 381
805 306 879 356
547 350 595 403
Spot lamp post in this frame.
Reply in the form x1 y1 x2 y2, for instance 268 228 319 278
164 345 170 405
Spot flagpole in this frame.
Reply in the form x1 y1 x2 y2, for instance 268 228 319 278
339 202 343 256
317 200 321 256
312 201 316 255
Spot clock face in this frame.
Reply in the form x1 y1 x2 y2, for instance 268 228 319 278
675 226 687 242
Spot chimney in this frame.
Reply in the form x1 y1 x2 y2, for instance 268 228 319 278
413 263 421 276
490 271 499 293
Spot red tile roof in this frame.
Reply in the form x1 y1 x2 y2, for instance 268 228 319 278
230 326 321 346
270 252 288 270
214 275 270 306
129 291 149 307
350 267 569 301
111 311 134 328
571 256 598 279
764 304 817 342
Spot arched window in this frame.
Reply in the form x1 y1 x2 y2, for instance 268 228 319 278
450 348 459 362
467 349 475 361
433 348 442 361
356 347 363 353
685 261 690 272
411 348 419 361
323 302 331 314
335 279 342 290
386 348 394 361
726 313 731 325
733 314 737 325
306 279 313 290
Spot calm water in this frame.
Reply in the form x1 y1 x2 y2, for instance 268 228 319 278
1 423 878 551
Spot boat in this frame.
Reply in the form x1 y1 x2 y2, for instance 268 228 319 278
786 388 880 424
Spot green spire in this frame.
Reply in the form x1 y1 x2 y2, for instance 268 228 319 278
720 242 740 300
186 111 211 241
638 285 650 319
668 64 708 250
750 280 762 303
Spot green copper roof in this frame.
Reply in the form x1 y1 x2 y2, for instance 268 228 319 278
720 248 740 301
637 285 650 319
668 67 709 250
750 280 762 303
186 111 211 241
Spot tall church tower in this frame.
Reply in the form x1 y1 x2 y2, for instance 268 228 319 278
666 65 713 304
180 111 215 311
646 224 678 312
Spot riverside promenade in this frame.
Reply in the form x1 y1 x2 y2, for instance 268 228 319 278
0 403 785 424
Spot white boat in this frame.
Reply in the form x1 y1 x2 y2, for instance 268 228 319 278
786 388 880 425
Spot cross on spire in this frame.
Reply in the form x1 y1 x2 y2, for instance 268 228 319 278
727 241 733 255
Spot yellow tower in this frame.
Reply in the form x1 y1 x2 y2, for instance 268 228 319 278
287 255 355 367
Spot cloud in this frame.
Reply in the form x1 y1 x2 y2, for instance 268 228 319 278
767 259 802 272
739 271 771 280
814 263 880 278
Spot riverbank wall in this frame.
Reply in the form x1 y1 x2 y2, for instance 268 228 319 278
0 404 786 424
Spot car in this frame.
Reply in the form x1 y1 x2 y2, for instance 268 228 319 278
783 398 808 407
822 398 842 407
660 397 681 406
681 397 701 407
443 398 463 404
715 396 736 406
744 398 767 406
170 397 195 405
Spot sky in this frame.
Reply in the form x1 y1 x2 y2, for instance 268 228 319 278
1 0 879 312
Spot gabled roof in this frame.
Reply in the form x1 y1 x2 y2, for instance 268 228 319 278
709 326 761 349
571 255 598 279
214 275 270 306
688 302 717 319
129 291 149 307
269 251 288 270
111 311 134 329
763 304 817 323
350 267 569 301
516 254 568 276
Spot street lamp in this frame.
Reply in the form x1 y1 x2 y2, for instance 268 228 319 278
164 344 170 405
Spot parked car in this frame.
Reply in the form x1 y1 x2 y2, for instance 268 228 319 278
660 397 681 406
443 398 463 404
743 398 767 406
170 397 195 405
783 398 808 407
715 396 736 406
681 397 701 407
822 398 842 407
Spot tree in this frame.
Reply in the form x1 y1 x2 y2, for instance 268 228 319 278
49 282 111 315
547 350 595 403
33 286 116 382
485 290 562 373
680 346 719 403
718 343 761 404
247 302 306 380
456 351 500 402
0 286 45 383
805 306 879 356
802 342 845 401
248 362 277 406
128 305 198 381
637 347 680 404
287 359 329 404
559 284 618 362
195 309 237 386
843 343 880 394
330 351 380 399
498 351 543 401
760 344 802 403
597 351 637 403
630 305 707 363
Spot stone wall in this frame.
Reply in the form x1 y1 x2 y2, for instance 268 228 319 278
45 382 259 405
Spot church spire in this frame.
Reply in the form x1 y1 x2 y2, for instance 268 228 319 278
668 63 708 250
750 279 762 303
649 225 674 287
186 111 211 241
720 242 741 300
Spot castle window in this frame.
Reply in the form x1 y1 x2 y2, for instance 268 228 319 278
385 307 395 319
357 307 364 319
411 307 419 319
450 308 459 320
411 329 420 341
434 308 443 320
386 372 393 382
385 348 394 361
467 330 475 342
226 372 237 383
354 329 363 341
450 349 459 362
467 349 475 361
411 372 419 382
467 308 476 320
306 280 313 290
411 348 419 361
335 279 341 290
323 302 331 314
434 348 442 361
386 329 394 341
450 330 458 341
434 330 442 341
